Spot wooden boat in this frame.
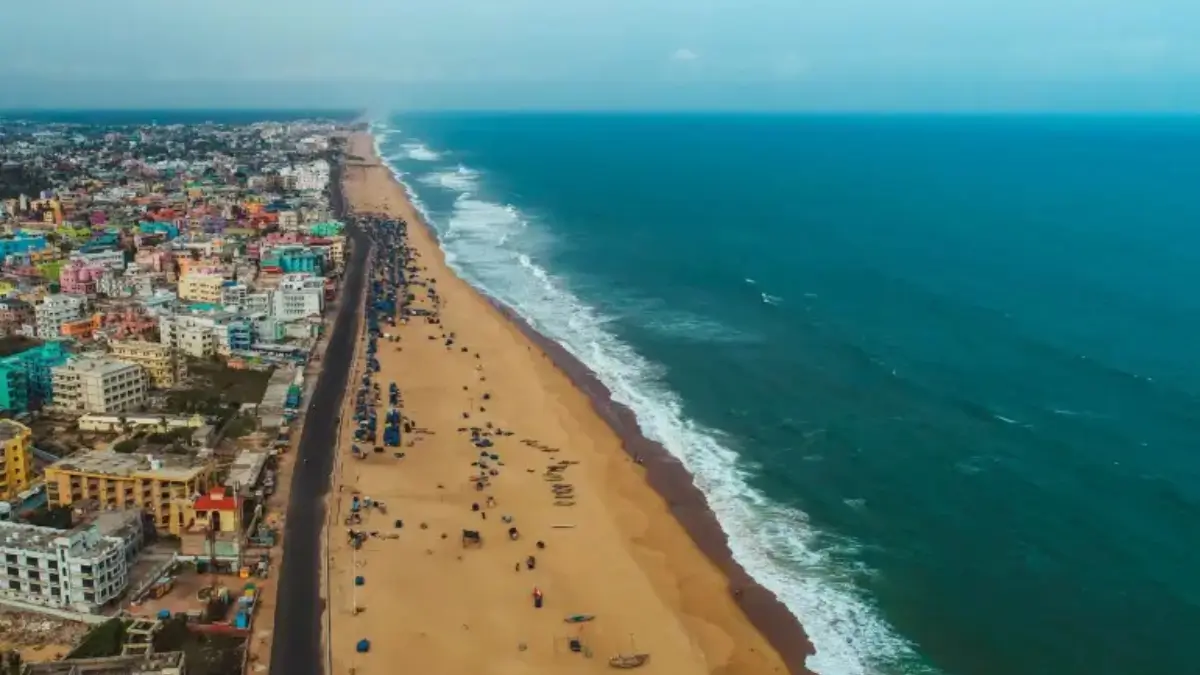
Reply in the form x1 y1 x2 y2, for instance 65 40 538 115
564 614 595 623
553 500 576 506
608 654 649 669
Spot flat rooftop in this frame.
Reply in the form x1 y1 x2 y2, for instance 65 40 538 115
48 449 212 481
22 651 185 674
59 356 139 376
225 450 268 492
0 419 29 442
0 517 124 559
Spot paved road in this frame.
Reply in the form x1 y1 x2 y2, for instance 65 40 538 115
269 222 371 675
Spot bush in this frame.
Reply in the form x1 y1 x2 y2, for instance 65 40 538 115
113 439 141 453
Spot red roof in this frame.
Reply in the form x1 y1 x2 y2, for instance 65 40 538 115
195 488 237 512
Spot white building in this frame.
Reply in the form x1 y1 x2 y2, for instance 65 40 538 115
159 314 217 359
243 291 273 315
52 357 148 414
221 283 248 309
0 510 142 613
280 159 330 192
34 294 86 339
70 249 126 273
272 274 324 321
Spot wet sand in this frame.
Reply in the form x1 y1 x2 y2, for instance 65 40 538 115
325 132 814 675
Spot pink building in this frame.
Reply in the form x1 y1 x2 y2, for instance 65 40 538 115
134 248 175 273
102 305 159 339
59 260 107 295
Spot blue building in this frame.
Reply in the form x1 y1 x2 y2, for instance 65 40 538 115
138 222 180 240
0 234 48 258
226 320 253 352
0 341 70 413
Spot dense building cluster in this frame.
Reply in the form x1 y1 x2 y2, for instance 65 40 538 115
0 115 351 635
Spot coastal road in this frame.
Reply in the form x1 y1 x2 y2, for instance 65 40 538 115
269 222 371 675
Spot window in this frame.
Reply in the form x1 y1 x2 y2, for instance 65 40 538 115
7 580 18 590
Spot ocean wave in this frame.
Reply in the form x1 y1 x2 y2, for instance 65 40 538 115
378 137 930 675
402 142 441 161
420 165 481 194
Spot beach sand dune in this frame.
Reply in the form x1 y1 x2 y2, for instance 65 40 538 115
325 132 794 675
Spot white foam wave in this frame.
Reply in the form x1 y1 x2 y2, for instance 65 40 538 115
762 293 783 306
420 165 481 194
377 138 931 675
403 142 441 161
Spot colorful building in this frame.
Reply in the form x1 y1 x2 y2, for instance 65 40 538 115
0 419 34 499
109 339 187 389
44 450 218 534
59 260 108 295
178 272 225 303
0 234 48 258
0 341 70 413
137 222 180 240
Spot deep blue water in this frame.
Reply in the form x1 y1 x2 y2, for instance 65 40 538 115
381 114 1200 675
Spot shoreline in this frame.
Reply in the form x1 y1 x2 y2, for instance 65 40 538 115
354 130 817 675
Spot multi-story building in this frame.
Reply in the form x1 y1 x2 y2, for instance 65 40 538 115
0 420 34 500
44 450 216 534
0 509 142 613
0 299 34 336
243 291 273 315
0 341 70 413
277 210 299 229
0 233 48 259
34 294 86 339
220 282 247 308
59 260 107 295
109 339 187 389
69 248 126 273
51 357 148 414
158 314 217 359
178 272 225 304
272 273 324 321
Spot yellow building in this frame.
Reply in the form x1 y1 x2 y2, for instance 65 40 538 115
178 272 225 303
44 450 217 534
109 339 187 389
0 420 34 500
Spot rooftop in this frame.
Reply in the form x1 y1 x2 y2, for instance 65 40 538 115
0 418 30 442
48 449 212 481
0 515 125 559
224 450 268 492
58 356 138 377
21 651 185 674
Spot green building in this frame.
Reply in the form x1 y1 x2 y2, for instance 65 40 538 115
0 341 70 413
305 221 344 237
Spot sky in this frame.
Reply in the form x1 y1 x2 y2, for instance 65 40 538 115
1 0 1198 111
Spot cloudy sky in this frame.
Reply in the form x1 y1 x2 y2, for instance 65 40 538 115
1 0 1197 110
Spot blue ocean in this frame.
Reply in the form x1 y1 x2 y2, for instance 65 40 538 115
374 113 1200 675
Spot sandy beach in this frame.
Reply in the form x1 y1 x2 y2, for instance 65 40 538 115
323 131 807 675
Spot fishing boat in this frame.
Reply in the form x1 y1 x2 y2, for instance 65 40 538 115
564 614 595 623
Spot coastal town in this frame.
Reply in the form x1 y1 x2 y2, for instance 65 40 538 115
0 114 355 674
0 113 802 675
